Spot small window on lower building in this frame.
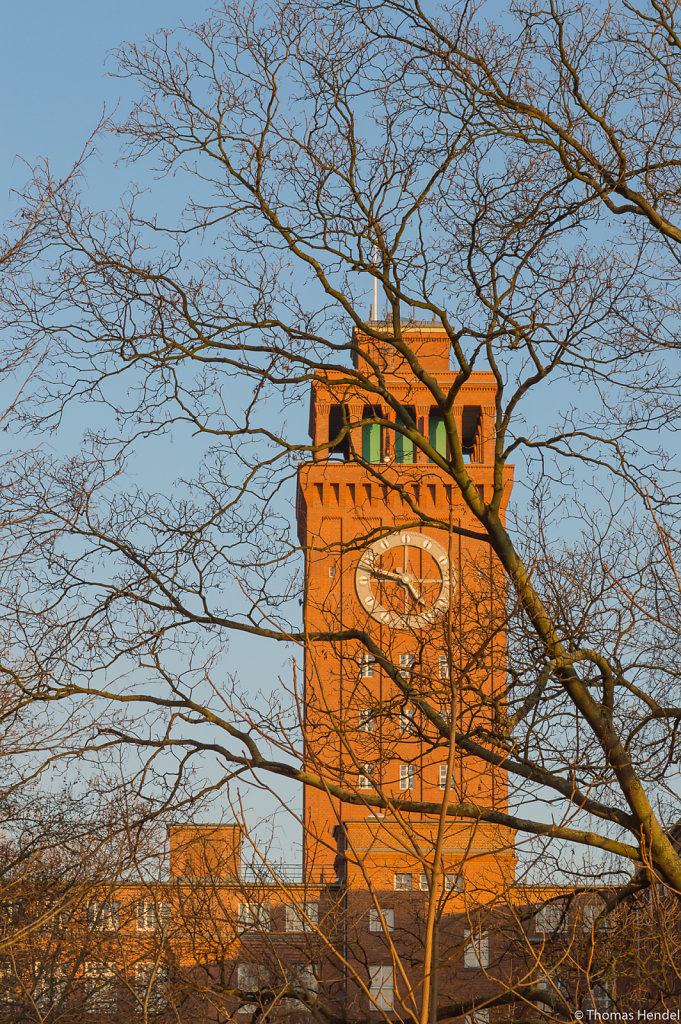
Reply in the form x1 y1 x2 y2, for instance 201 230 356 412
369 965 394 1011
85 962 117 1013
583 979 614 1012
444 873 463 892
463 928 489 969
87 901 119 933
134 963 169 1014
464 1011 490 1024
137 900 170 932
285 902 319 933
419 873 429 891
237 902 271 932
535 902 568 937
394 873 412 891
33 963 66 1012
400 764 415 790
237 963 271 1014
288 963 319 1007
369 908 394 932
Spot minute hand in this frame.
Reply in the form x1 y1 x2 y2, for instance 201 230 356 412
371 567 425 606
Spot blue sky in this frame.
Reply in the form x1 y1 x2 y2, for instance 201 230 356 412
1 0 304 849
1 0 191 213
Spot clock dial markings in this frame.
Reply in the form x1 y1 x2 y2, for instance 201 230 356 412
354 533 454 630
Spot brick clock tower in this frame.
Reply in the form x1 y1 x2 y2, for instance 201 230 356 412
296 323 515 894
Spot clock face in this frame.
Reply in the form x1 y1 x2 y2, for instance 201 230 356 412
354 532 453 630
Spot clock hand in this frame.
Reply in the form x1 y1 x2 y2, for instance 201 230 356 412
371 567 426 606
403 579 425 606
371 567 408 585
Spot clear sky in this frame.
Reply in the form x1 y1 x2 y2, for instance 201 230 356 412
1 0 192 216
1 0 304 854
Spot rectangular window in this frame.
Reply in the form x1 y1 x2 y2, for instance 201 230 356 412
359 709 375 733
0 903 20 930
400 707 415 735
237 902 271 932
439 655 450 680
87 901 119 932
135 963 169 1014
444 873 463 892
463 928 489 969
284 963 319 1011
587 981 614 1012
464 1012 490 1024
535 903 567 936
419 873 429 891
394 873 412 891
33 963 66 1012
400 764 415 790
369 908 394 933
369 966 394 1011
237 963 271 1014
285 902 319 933
360 653 375 679
440 702 452 724
137 900 170 932
85 962 116 1012
439 764 455 789
399 653 415 676
359 764 375 789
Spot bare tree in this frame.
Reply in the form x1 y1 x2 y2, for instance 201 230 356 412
2 0 681 1016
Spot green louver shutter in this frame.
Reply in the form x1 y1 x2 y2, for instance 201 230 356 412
429 413 446 458
362 422 381 463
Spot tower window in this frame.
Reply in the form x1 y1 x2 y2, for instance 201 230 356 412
400 707 416 735
400 764 415 790
399 653 415 676
461 405 482 462
327 405 350 460
360 653 375 679
439 655 450 679
358 709 375 733
359 765 375 789
439 764 455 789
